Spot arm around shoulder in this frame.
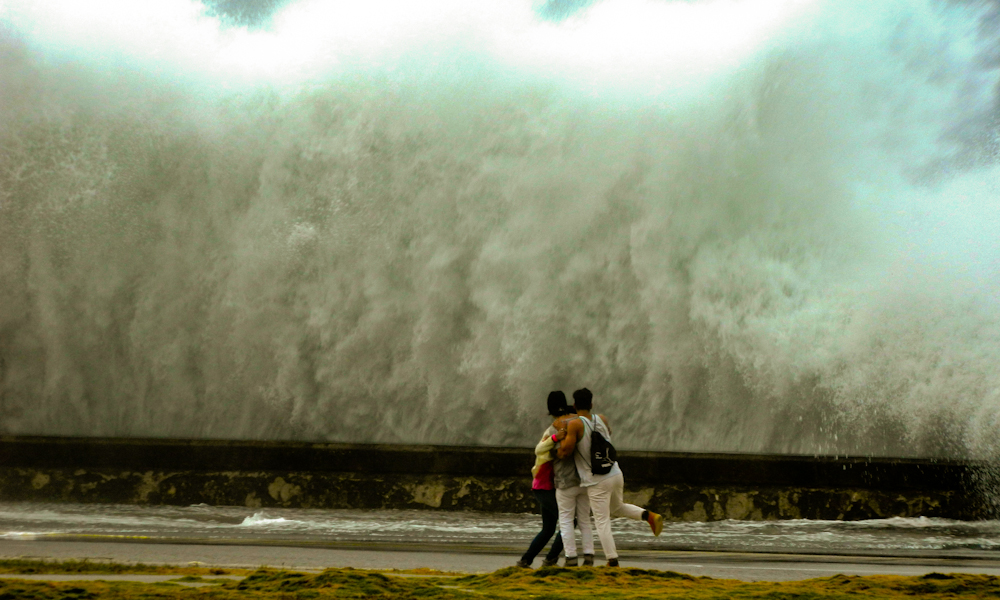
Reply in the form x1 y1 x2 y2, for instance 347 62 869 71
557 419 583 459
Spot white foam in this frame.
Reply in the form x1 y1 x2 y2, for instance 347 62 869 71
0 0 997 457
0 532 43 540
238 513 307 528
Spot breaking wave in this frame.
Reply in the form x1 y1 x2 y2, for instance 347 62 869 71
0 0 998 456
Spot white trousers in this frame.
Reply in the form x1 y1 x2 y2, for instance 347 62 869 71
586 471 644 560
555 486 594 558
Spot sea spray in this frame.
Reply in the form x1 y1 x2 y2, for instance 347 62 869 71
0 0 997 456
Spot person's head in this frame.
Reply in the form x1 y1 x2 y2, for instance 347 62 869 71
547 391 568 417
572 387 593 411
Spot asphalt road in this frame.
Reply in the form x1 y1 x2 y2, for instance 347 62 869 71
3 539 1000 582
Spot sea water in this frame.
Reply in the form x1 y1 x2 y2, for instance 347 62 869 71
0 502 998 555
0 1 998 457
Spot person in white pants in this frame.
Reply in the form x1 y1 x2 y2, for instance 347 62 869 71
557 388 663 567
555 484 594 566
550 413 594 566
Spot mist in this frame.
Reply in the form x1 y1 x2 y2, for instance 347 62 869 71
0 0 998 456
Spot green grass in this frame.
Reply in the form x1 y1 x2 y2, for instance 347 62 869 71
0 558 236 576
0 564 997 599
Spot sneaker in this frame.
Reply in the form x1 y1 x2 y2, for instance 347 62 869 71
647 511 664 537
607 558 620 568
515 560 532 569
583 554 594 567
541 558 558 568
563 557 578 567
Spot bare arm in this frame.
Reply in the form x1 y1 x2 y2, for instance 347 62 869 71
557 418 584 459
600 414 611 435
552 414 573 438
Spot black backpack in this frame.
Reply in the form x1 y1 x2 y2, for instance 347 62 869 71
583 415 617 475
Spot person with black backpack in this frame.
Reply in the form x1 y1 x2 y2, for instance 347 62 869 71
556 388 663 567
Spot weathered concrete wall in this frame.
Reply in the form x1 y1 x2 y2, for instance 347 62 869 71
0 436 986 520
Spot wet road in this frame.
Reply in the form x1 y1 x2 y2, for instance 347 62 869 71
3 503 1000 581
3 538 1000 582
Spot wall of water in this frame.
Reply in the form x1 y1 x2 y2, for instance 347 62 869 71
0 0 998 456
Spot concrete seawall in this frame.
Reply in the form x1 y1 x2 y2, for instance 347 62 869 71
0 436 989 521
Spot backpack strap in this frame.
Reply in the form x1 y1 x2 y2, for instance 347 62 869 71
576 415 592 462
593 414 608 439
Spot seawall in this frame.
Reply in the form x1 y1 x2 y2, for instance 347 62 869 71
0 436 988 521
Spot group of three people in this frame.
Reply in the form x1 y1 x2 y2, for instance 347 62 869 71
518 388 663 568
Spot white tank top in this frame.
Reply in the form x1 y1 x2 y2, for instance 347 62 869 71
573 414 622 487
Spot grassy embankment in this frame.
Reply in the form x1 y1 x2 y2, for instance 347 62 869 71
0 560 997 599
0 559 240 576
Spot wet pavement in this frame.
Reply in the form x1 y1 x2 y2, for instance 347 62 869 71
2 502 1000 581
3 539 1000 581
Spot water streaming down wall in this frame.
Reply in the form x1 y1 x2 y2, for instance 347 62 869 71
0 0 998 457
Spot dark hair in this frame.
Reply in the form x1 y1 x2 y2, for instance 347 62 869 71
547 391 568 417
572 387 593 410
